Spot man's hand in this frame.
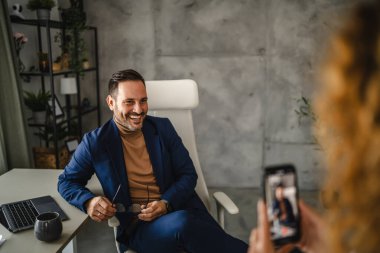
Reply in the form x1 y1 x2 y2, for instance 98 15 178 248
138 200 167 221
85 196 117 222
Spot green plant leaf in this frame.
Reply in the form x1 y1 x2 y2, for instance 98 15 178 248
26 0 56 10
23 89 51 111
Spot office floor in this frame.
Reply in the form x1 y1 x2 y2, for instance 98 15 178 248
77 187 321 253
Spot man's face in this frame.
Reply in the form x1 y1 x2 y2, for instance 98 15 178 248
106 80 148 131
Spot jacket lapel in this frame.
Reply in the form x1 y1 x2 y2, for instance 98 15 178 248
103 120 130 203
142 118 165 190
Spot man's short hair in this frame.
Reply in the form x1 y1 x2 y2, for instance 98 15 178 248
108 69 145 97
275 183 284 189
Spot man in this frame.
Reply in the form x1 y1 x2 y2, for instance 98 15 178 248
58 69 248 253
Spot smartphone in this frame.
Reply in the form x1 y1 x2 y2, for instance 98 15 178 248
262 164 301 246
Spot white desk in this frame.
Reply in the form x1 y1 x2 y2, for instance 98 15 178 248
0 168 102 253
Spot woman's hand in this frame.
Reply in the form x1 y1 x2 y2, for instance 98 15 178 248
249 200 325 253
248 200 276 253
296 201 327 253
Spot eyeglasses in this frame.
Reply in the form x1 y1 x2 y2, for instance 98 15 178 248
129 185 150 215
144 185 150 208
111 184 151 214
112 184 121 204
112 184 126 212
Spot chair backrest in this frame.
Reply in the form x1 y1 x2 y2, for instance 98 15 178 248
146 80 210 210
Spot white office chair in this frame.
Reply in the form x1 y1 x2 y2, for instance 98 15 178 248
108 79 240 253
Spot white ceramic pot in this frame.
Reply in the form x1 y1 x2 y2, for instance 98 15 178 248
33 111 46 124
36 9 51 20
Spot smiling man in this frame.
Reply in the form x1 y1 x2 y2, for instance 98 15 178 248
58 69 248 253
108 76 148 131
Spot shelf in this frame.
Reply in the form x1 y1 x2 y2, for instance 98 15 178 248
20 67 97 77
67 106 98 120
27 106 98 127
11 17 63 28
10 16 96 30
11 11 100 169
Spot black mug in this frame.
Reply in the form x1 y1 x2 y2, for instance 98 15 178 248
34 212 62 242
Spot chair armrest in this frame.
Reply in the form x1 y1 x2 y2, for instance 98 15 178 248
108 217 123 253
212 191 239 229
213 191 239 214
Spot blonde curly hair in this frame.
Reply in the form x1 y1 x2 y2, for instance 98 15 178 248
315 1 380 253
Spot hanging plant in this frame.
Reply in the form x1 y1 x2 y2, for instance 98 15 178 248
55 0 87 75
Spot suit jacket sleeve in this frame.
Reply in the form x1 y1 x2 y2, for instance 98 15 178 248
57 133 96 212
159 119 198 210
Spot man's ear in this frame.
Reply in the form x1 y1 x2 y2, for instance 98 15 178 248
106 95 115 111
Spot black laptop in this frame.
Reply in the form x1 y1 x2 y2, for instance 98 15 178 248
0 195 69 233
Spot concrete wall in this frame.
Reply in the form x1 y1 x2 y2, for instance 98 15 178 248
6 0 363 188
83 0 365 189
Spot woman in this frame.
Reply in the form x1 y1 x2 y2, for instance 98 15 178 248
249 1 380 253
272 184 295 227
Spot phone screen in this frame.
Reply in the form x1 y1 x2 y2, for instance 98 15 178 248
263 164 301 245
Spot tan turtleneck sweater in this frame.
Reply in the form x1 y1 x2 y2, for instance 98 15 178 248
114 117 161 204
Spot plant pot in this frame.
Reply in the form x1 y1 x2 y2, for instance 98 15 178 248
36 9 51 20
33 111 46 124
82 60 90 69
38 52 49 72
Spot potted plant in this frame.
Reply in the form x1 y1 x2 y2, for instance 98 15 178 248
26 0 56 20
34 123 68 147
57 0 87 74
38 52 49 72
33 123 71 169
24 89 51 123
82 58 90 69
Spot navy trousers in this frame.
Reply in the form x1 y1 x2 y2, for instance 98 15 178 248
127 209 248 253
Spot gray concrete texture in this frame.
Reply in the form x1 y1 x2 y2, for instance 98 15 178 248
83 0 364 189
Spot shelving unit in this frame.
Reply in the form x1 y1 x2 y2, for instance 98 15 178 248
11 16 101 169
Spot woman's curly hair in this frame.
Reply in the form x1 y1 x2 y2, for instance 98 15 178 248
315 1 380 253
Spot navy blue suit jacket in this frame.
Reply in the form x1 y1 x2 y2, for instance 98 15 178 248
58 116 206 244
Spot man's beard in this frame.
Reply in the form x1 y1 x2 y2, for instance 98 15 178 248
114 111 146 131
